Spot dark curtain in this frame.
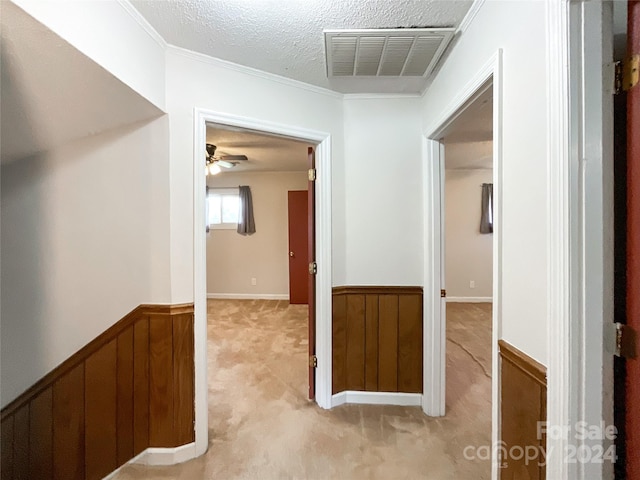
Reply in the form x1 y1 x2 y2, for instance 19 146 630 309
237 185 256 235
480 183 493 234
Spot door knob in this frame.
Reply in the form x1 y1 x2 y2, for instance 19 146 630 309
290 251 295 257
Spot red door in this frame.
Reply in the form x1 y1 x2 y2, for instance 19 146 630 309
627 2 640 478
288 191 309 304
308 147 317 400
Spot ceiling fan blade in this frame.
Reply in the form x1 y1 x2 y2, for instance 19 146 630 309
216 160 235 169
219 154 248 161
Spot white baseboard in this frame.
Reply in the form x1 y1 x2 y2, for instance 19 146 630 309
132 443 197 466
102 443 197 478
332 391 422 407
207 293 289 300
446 296 492 303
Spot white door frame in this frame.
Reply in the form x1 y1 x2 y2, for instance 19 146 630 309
422 49 503 478
192 109 334 456
546 1 614 479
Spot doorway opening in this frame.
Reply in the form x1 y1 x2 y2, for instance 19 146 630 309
440 85 494 478
422 51 502 477
192 111 333 455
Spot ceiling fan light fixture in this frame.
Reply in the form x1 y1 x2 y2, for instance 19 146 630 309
208 163 222 175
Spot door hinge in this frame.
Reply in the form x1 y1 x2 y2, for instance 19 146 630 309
309 355 318 368
614 55 639 94
308 261 317 275
614 322 637 359
440 289 446 298
308 168 316 181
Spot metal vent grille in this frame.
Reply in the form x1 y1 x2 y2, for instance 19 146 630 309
325 28 455 78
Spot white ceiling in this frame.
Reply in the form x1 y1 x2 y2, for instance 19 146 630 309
0 1 162 164
130 0 473 94
442 86 493 170
206 125 311 174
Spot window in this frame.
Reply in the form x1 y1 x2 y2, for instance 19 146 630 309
207 188 239 229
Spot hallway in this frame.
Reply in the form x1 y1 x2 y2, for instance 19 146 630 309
112 300 491 479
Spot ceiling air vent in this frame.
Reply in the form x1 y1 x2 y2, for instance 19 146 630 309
324 28 455 78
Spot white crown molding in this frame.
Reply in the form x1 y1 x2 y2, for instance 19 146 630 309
456 0 487 35
332 391 422 407
116 0 168 49
168 45 343 100
343 93 423 100
207 293 289 301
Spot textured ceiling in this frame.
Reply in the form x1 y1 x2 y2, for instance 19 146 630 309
206 125 311 174
130 0 473 94
0 1 161 164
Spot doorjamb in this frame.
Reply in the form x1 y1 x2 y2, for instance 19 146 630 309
422 49 503 479
192 109 333 456
546 1 615 478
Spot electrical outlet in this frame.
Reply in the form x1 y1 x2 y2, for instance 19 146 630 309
251 277 257 286
470 280 475 288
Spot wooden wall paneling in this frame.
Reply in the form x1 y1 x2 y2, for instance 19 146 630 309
13 404 29 479
133 316 150 455
117 327 134 465
85 339 118 480
345 295 366 391
1 416 14 480
149 314 174 446
173 313 195 446
397 294 423 393
332 294 347 394
378 295 399 392
52 363 85 480
499 340 547 480
1 304 195 480
364 294 379 391
29 387 53 480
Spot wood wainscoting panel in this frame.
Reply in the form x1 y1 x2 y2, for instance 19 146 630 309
332 286 423 394
133 316 150 455
116 327 135 465
173 313 196 446
149 314 175 447
12 404 29 480
499 340 547 480
85 339 118 480
0 303 195 480
345 295 366 391
364 295 379 391
29 387 53 479
378 295 399 392
1 415 14 480
398 295 423 393
53 363 86 480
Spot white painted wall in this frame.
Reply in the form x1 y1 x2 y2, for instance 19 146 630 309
444 168 493 299
422 0 548 364
343 97 423 286
10 0 166 110
206 171 308 297
165 47 346 301
1 117 171 407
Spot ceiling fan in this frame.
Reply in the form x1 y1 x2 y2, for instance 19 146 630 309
205 143 248 175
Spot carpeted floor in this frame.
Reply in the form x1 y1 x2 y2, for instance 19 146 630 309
112 300 492 480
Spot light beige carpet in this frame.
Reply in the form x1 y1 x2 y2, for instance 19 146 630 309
112 300 492 480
